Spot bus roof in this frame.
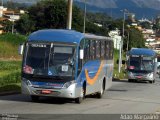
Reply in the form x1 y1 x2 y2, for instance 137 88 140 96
128 48 156 57
28 29 84 44
84 33 112 41
28 29 112 44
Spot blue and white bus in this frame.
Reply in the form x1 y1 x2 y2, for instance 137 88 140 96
127 48 157 83
19 29 114 103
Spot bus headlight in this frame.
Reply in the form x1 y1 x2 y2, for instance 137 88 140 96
128 72 133 77
147 72 153 78
62 80 76 89
23 78 32 86
26 80 32 86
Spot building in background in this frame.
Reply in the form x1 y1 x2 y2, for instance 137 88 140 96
108 29 122 50
0 5 25 34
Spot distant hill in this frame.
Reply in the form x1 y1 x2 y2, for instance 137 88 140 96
5 0 38 4
74 0 160 19
4 0 160 19
4 0 38 6
75 0 160 10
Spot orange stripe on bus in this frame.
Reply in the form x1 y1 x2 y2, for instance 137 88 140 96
85 61 104 85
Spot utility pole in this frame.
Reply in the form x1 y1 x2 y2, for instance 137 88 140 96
118 11 125 73
11 11 14 34
1 0 3 6
118 9 129 73
67 0 73 30
118 39 122 73
83 0 86 33
127 31 129 51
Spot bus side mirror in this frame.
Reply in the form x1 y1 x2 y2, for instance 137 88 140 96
116 59 126 64
122 60 126 64
18 43 24 55
80 49 84 60
116 59 119 64
155 58 157 62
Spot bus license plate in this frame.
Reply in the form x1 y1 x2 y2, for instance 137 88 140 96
41 90 52 94
137 76 142 79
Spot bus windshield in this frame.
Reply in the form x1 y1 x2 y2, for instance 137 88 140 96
128 56 153 72
23 43 76 78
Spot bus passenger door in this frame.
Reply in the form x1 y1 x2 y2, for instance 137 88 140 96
78 49 84 75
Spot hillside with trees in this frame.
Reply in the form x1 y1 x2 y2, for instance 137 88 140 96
15 0 108 36
3 0 145 52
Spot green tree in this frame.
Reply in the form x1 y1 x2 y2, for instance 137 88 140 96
15 0 108 36
86 12 112 27
15 0 84 33
15 14 35 34
152 24 158 30
108 19 123 31
72 5 84 32
28 0 68 30
85 21 108 36
0 20 12 33
153 17 160 30
139 21 151 29
123 27 145 51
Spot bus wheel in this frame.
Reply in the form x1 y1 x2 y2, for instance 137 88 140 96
149 80 155 84
75 87 85 104
128 79 132 82
153 80 155 83
97 81 104 99
31 95 39 101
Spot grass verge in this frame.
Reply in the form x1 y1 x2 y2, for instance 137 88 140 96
0 83 21 93
0 60 21 94
113 49 127 79
0 33 26 59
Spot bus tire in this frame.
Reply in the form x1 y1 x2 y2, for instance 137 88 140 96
153 80 155 83
97 80 105 99
75 85 85 104
149 80 155 84
31 95 39 101
75 96 83 104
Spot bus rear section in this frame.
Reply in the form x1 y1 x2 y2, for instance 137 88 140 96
127 48 156 83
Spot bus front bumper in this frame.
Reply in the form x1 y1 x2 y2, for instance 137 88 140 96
128 72 154 81
21 79 81 99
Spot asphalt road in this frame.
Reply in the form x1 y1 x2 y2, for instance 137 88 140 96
0 77 160 119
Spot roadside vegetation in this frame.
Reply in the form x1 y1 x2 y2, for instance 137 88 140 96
113 50 127 79
0 33 26 59
0 61 21 92
0 33 26 93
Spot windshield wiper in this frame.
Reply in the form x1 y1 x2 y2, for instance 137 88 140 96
32 74 64 80
51 76 64 80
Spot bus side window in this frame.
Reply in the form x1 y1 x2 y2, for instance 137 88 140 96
101 41 105 59
110 41 114 59
84 39 90 63
90 40 95 60
96 40 100 59
105 41 109 59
